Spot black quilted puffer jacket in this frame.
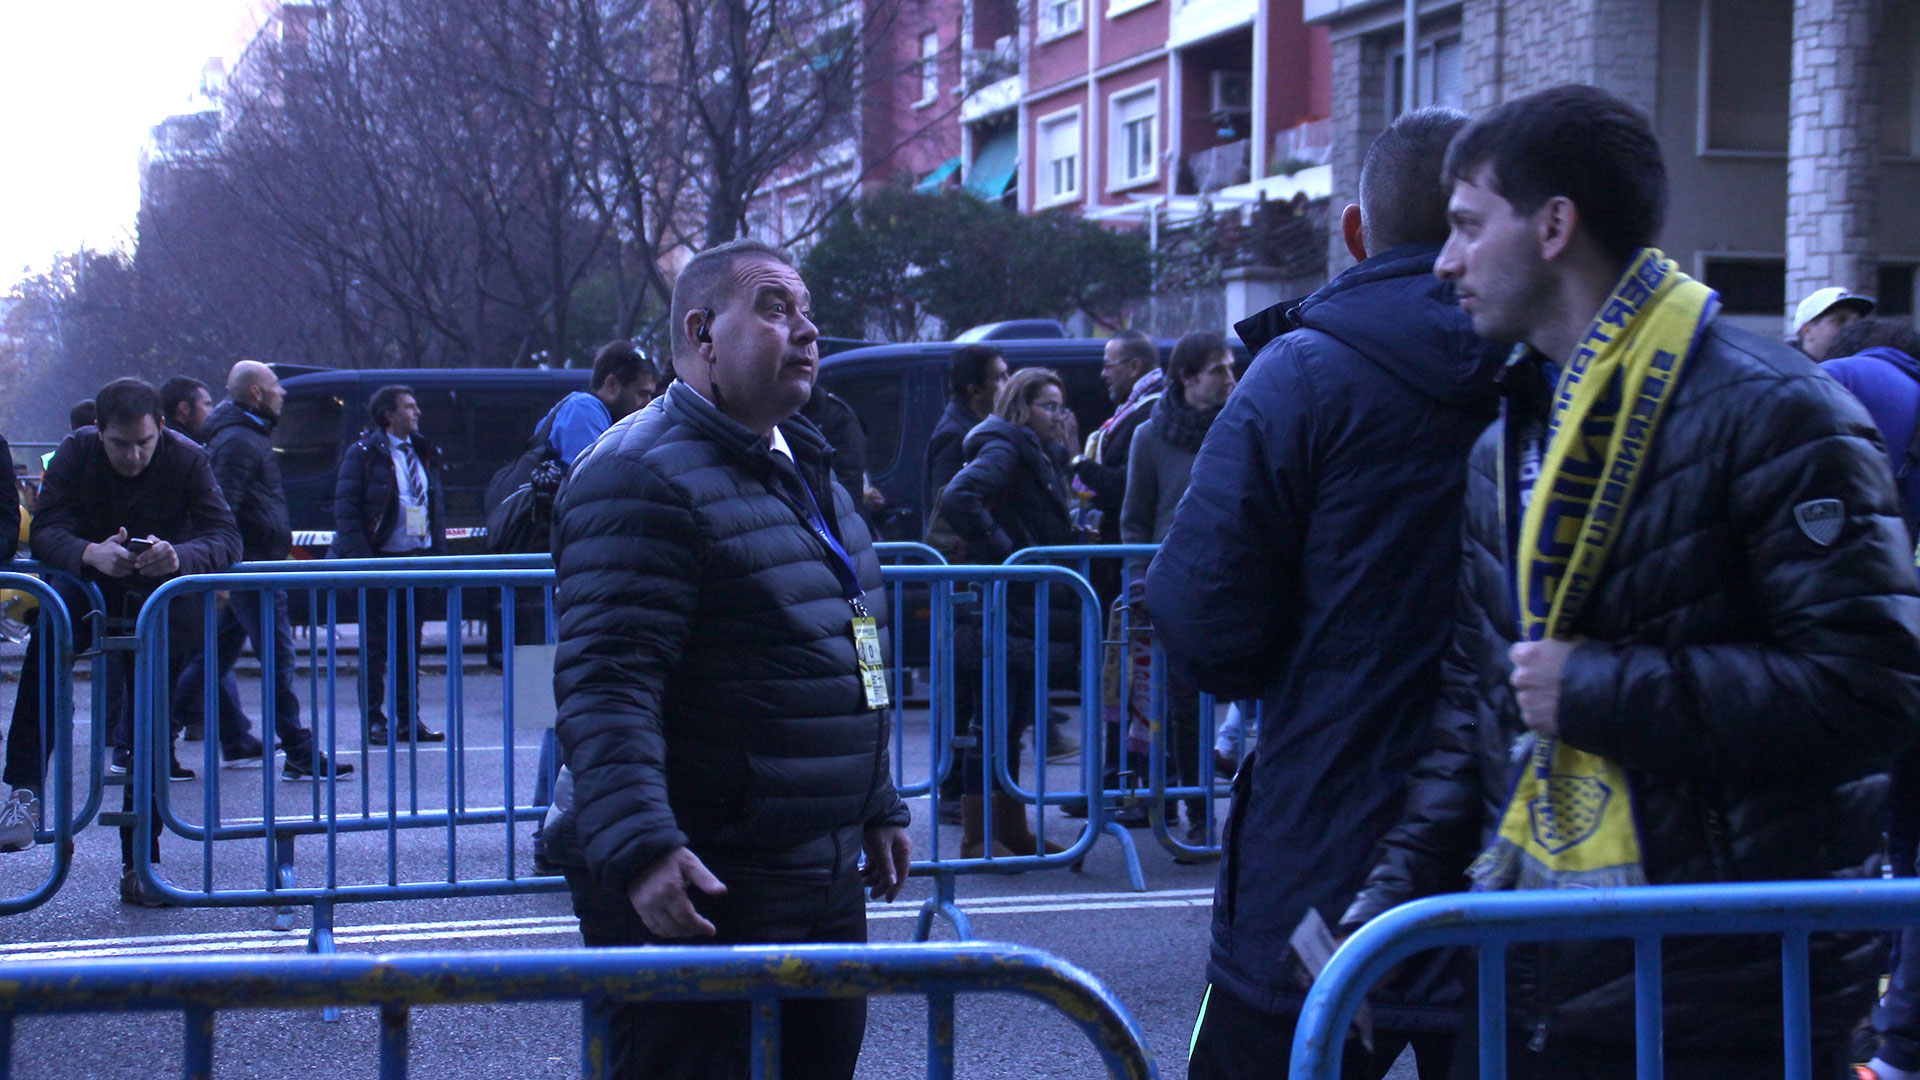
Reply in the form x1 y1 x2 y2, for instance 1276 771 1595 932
1340 319 1920 1054
548 383 908 894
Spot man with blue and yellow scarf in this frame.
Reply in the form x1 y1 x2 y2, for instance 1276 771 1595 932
1338 85 1920 1078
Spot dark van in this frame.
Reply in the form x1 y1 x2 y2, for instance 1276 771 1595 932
274 367 590 554
818 335 1252 542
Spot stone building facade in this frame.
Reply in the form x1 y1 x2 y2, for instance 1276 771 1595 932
1308 0 1920 337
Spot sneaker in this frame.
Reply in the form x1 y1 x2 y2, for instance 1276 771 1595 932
109 746 131 775
0 790 37 853
169 753 195 783
181 723 205 742
221 736 265 769
283 752 355 782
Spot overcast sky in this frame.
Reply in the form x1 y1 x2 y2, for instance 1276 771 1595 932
0 1 246 292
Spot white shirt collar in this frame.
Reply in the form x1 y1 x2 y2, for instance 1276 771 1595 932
386 431 410 452
768 426 792 461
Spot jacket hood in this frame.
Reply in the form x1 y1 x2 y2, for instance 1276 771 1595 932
961 414 1041 457
205 399 276 440
1851 345 1920 379
1290 244 1506 405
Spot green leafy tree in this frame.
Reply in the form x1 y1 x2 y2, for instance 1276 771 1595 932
803 185 1151 340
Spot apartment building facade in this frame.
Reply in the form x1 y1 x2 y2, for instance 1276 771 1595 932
1310 0 1920 337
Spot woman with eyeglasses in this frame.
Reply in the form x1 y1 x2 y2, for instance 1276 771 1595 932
938 366 1080 859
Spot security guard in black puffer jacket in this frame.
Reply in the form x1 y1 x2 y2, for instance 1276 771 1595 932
544 239 911 1080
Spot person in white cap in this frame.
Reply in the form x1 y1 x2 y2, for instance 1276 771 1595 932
1793 285 1876 359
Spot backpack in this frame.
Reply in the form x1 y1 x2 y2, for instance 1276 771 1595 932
484 411 565 554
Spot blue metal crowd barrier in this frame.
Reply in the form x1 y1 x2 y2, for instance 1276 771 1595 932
5 560 115 842
0 572 73 916
878 562 1111 939
128 566 568 993
24 546 1174 947
1008 544 1232 868
1291 878 1920 1080
0 942 1161 1080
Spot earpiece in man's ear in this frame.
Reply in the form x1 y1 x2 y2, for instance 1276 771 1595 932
696 308 714 345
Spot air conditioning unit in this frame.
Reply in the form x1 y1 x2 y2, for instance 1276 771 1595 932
1210 71 1252 115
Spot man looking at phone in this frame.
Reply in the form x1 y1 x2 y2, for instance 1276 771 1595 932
29 378 243 773
24 378 242 902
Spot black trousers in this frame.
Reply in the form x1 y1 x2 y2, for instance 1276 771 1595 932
1187 982 1455 1080
565 854 869 1080
358 587 426 732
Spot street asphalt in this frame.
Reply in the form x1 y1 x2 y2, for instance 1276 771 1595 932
0 645 1417 1080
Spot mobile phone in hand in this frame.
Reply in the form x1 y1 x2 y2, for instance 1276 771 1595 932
125 537 154 556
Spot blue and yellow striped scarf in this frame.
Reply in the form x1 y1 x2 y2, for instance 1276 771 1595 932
1470 248 1719 892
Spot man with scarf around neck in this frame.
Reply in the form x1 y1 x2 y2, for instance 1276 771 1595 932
545 239 909 1080
1338 85 1920 1078
1146 106 1507 1079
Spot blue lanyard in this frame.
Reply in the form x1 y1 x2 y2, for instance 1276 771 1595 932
787 463 869 614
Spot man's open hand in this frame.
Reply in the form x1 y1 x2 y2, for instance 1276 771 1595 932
1509 638 1581 737
626 847 727 938
861 825 910 901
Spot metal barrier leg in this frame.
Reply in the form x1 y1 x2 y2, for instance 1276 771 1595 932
914 871 972 942
750 996 781 1080
378 1003 409 1080
582 996 614 1080
926 989 956 1080
183 1004 214 1080
272 831 297 932
1101 819 1147 893
310 898 340 1023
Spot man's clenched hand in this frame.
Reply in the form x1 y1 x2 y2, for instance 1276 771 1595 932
861 825 910 901
1509 638 1582 737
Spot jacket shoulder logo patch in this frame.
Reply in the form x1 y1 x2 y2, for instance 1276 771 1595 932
1793 498 1844 547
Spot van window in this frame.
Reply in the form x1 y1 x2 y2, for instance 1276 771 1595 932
824 371 904 477
275 391 346 481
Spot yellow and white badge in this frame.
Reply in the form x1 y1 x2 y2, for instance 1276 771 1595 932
403 503 429 538
852 616 889 709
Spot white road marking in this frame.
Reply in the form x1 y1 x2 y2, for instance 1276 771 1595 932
0 888 1214 961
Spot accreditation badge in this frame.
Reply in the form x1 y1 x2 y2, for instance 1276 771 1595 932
852 616 890 709
403 503 428 538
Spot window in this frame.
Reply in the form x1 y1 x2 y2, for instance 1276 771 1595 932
1882 2 1920 157
1390 35 1462 117
274 390 345 482
1880 265 1918 319
1701 0 1791 153
916 32 939 105
1040 0 1082 40
1702 257 1787 316
1038 110 1081 205
1109 86 1158 189
783 195 811 241
819 371 904 477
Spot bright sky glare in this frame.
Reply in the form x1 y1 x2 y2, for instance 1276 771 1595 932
0 0 247 292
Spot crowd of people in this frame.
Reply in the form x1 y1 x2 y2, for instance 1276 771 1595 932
4 78 1920 1080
